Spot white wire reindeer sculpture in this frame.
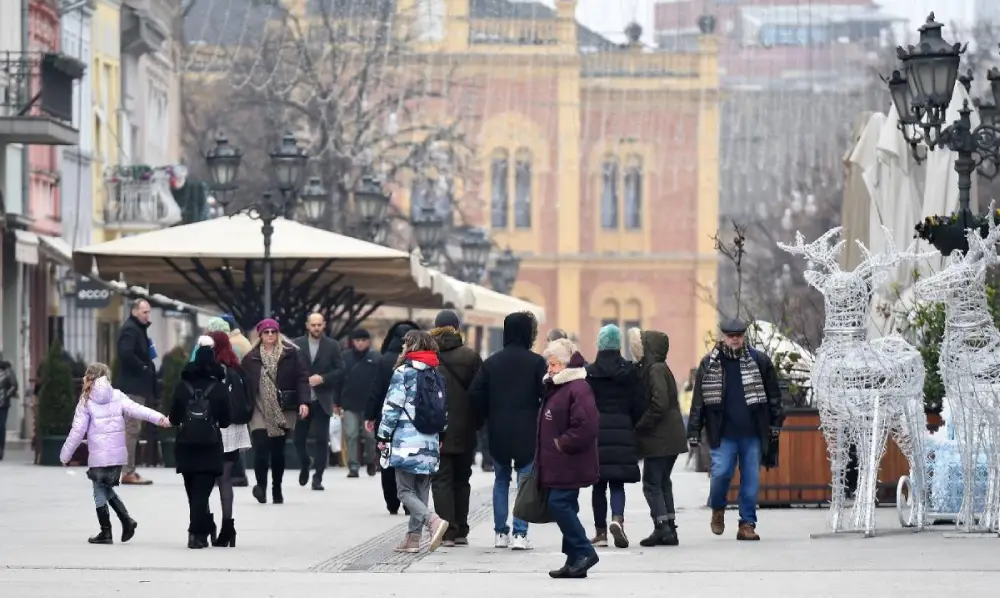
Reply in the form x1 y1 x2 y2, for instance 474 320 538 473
912 210 1000 533
778 226 933 537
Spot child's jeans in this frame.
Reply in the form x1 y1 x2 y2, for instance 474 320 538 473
92 480 119 508
86 466 123 508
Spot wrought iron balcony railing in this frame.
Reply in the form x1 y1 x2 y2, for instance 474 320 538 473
103 165 183 229
0 51 85 123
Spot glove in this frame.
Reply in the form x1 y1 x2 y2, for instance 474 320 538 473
770 427 781 438
687 437 700 448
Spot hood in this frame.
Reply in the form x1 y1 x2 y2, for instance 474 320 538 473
430 326 464 352
181 360 225 382
88 377 115 405
586 350 635 380
502 312 537 349
550 366 587 386
641 330 670 364
381 320 420 355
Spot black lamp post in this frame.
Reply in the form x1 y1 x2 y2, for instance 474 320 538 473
460 227 492 284
488 247 521 295
411 204 445 261
299 176 328 226
353 174 391 241
887 13 1000 255
205 132 310 317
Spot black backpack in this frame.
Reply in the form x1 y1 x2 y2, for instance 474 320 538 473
407 364 447 435
225 368 254 425
176 381 219 445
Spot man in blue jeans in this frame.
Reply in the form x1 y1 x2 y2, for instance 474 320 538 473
686 318 784 541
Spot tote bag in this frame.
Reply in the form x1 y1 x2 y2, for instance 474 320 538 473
512 468 554 524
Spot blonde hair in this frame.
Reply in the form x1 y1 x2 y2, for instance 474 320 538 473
543 338 577 365
81 363 111 402
394 330 439 368
627 328 644 362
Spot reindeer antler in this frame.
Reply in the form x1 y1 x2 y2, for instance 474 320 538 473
854 225 937 279
776 227 845 272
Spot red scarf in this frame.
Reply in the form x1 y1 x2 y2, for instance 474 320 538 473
406 350 439 368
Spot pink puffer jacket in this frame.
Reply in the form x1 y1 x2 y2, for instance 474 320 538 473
59 377 165 467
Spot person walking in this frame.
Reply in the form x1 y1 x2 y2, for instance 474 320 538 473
293 313 344 490
429 310 483 547
169 337 232 549
219 313 252 487
115 298 158 485
537 339 600 579
241 319 310 505
375 330 450 553
59 364 170 544
365 320 421 515
338 328 380 477
585 324 642 549
469 311 546 550
207 331 252 547
687 318 785 541
626 328 688 547
0 353 18 461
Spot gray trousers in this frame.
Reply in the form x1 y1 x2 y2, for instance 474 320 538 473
124 394 148 475
642 455 679 523
343 409 375 470
396 469 432 533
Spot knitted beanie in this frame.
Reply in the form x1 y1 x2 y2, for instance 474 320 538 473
206 317 231 334
597 324 622 351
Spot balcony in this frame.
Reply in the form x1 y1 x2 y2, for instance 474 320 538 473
121 4 168 59
468 18 562 47
0 51 86 145
102 165 183 231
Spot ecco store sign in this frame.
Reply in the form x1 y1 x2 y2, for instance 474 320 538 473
76 279 113 309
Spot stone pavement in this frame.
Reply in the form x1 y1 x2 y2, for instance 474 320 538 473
1 448 999 597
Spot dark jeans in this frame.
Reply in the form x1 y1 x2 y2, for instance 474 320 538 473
592 480 626 528
0 406 8 458
382 466 400 511
708 436 762 525
182 472 216 534
642 455 678 522
251 429 288 489
431 450 476 539
547 488 596 564
293 402 330 481
477 427 492 468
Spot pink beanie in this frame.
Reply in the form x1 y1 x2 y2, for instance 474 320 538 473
256 318 279 334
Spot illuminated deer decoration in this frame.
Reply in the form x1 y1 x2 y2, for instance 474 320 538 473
913 205 1000 533
778 226 933 536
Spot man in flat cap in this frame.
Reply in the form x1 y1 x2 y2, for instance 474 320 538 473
686 317 784 541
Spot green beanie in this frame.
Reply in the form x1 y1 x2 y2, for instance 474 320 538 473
206 317 231 334
597 324 622 351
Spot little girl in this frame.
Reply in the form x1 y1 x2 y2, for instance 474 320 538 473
60 363 170 545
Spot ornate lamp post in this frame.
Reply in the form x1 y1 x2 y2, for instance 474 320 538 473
488 247 521 295
205 132 311 317
459 227 492 284
887 13 1000 255
299 176 328 226
411 204 445 261
353 174 391 242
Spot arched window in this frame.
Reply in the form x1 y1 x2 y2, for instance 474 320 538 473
624 154 643 230
490 148 509 229
600 155 619 229
514 148 532 229
599 298 620 331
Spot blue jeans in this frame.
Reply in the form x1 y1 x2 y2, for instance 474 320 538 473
591 480 626 528
493 460 532 535
708 436 762 525
547 488 597 563
91 480 119 508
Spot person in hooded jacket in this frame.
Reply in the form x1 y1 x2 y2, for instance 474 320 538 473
585 324 643 549
365 320 421 514
627 327 688 547
469 311 546 550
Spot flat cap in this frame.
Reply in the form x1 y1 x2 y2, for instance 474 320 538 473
719 318 747 335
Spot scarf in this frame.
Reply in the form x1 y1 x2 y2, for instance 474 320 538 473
406 350 439 368
258 344 287 437
701 344 768 408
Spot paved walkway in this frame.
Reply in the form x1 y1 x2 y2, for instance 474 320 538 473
1 448 998 597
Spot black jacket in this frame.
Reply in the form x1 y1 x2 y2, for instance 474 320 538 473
115 316 157 398
293 334 345 416
635 331 689 458
365 320 421 423
430 326 484 455
585 350 643 483
0 361 18 410
339 347 380 413
241 343 311 411
169 362 232 476
469 312 546 469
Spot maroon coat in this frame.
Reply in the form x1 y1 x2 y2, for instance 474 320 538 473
536 362 600 489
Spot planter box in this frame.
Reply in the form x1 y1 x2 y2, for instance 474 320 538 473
161 436 176 468
36 436 68 466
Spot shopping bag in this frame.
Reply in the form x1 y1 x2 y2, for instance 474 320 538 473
763 434 780 470
512 469 554 524
328 415 342 450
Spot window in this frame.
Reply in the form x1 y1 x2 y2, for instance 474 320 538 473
490 148 509 229
600 156 619 229
514 148 532 229
624 154 643 229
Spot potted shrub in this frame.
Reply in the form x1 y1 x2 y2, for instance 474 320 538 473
157 346 189 468
914 208 1000 257
35 341 78 466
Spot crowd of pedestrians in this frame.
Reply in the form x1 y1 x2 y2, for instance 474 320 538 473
56 300 785 580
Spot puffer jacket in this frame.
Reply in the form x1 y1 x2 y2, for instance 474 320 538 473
375 358 441 475
59 376 166 467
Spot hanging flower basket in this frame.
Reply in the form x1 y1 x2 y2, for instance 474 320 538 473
914 209 1000 256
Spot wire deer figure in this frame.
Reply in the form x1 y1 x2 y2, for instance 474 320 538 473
913 207 1000 533
778 226 933 536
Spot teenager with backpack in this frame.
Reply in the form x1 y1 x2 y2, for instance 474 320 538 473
207 331 253 547
376 330 450 554
169 336 232 549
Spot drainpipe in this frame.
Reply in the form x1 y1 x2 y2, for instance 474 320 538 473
17 0 30 441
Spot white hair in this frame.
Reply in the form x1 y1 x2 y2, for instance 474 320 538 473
627 328 643 362
197 335 215 348
543 338 577 365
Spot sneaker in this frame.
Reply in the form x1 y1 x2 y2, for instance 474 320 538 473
609 518 629 548
427 515 450 552
393 532 421 553
454 536 469 546
590 528 608 547
510 534 532 550
494 532 510 548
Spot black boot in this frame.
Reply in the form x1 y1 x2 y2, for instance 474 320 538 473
272 484 284 504
639 520 678 547
107 496 137 542
661 520 679 546
252 484 267 504
88 506 113 545
197 513 211 548
213 518 237 547
188 532 202 549
206 512 218 545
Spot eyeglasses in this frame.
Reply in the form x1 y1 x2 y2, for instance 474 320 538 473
261 329 278 336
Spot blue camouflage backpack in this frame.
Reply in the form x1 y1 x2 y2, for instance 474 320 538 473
406 364 447 435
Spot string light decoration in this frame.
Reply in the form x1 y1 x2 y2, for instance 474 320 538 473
778 226 934 536
912 203 1000 533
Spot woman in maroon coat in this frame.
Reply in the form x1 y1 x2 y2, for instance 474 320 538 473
537 338 600 579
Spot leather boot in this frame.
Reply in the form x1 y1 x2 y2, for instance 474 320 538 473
206 512 218 545
88 507 113 545
661 520 680 546
107 495 137 542
609 516 629 548
589 527 608 547
213 518 237 547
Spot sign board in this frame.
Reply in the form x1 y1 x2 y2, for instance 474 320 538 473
75 277 113 309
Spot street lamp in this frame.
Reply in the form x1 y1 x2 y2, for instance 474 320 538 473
354 174 391 241
460 227 492 284
269 132 308 196
205 133 242 195
299 176 327 225
488 247 520 295
411 204 445 261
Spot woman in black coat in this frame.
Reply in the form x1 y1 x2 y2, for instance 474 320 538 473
585 325 643 549
169 338 231 549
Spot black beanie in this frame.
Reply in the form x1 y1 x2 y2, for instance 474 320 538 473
349 328 371 340
434 310 461 329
